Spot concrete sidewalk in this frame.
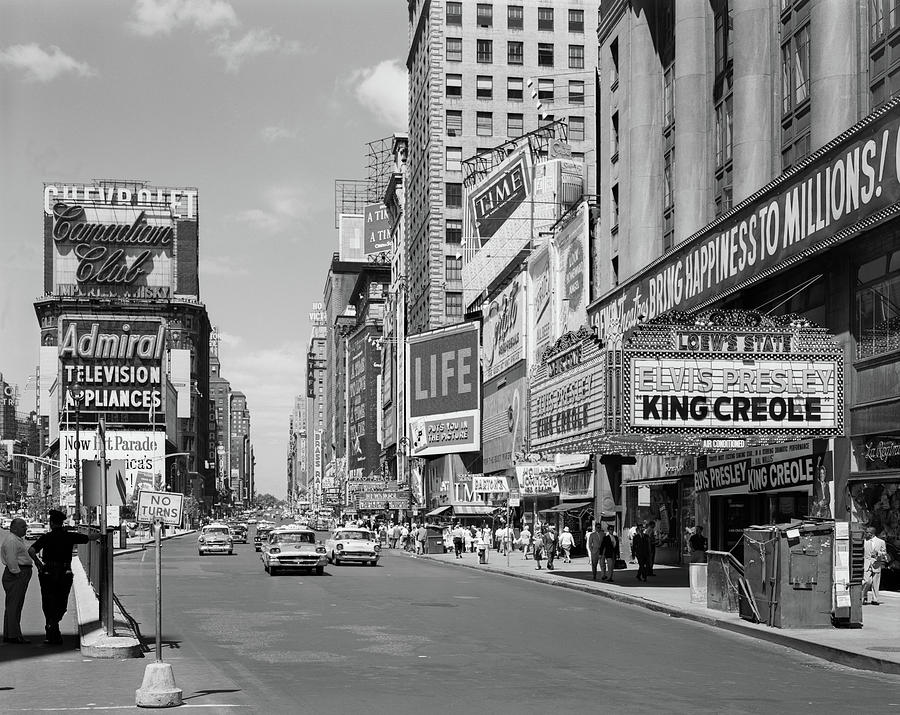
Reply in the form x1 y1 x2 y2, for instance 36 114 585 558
403 547 900 675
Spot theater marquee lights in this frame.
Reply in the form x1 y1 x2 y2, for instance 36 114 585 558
622 310 844 444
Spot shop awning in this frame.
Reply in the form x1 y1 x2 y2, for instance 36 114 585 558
425 506 452 517
539 501 593 513
452 505 498 516
623 478 682 488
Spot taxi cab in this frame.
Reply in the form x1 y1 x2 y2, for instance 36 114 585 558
260 527 327 576
198 523 233 556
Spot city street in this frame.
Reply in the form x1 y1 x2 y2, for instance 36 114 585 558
4 530 897 713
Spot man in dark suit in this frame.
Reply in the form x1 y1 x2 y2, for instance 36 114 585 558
632 523 651 582
587 523 602 580
599 525 620 582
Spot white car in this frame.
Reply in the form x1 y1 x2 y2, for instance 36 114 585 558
25 522 50 540
324 528 381 566
198 523 233 556
260 527 327 576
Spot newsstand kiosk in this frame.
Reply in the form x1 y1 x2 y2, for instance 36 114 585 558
740 520 863 628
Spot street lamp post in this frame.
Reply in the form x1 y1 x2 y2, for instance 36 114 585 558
70 382 85 525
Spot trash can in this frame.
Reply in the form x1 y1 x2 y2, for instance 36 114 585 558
477 541 489 564
425 526 445 554
690 563 707 603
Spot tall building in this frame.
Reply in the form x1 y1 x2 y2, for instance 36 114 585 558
586 1 900 564
306 318 327 510
287 395 308 504
35 179 213 517
229 391 251 507
405 0 599 334
208 328 232 507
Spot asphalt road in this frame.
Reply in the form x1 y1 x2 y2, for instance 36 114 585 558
83 527 897 715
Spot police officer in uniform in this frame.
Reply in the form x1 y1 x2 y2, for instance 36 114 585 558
28 510 100 645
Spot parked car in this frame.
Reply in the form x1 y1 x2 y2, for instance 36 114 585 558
0 516 12 530
260 527 327 576
198 523 233 556
324 528 381 566
25 522 49 540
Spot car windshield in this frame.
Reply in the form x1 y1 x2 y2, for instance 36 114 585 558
339 531 373 540
272 532 314 544
204 527 229 535
28 523 44 529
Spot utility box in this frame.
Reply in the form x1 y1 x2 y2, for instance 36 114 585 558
743 521 836 629
425 526 445 554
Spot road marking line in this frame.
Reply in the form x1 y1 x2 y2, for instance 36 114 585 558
4 706 249 711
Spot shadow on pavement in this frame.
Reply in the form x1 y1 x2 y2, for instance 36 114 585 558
0 636 80 663
182 688 243 701
556 567 690 589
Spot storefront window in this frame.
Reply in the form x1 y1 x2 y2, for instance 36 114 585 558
849 481 900 588
855 249 900 359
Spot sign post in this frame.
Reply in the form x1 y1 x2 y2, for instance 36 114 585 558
135 489 184 708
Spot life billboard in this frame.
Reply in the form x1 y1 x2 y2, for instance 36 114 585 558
364 202 392 256
43 181 198 299
58 316 166 424
406 321 480 457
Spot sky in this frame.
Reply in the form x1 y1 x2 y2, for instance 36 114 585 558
0 0 408 499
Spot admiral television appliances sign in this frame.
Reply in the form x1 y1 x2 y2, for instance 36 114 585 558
406 321 481 457
623 311 843 442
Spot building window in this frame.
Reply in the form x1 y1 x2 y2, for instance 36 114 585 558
568 116 584 141
869 0 900 106
663 64 675 129
610 111 619 159
446 1 462 25
446 37 462 62
663 145 675 251
611 183 619 230
537 78 554 102
714 0 734 217
538 6 554 31
508 41 524 65
856 249 900 358
781 4 811 171
568 45 584 69
477 75 493 99
445 218 462 243
715 93 734 215
569 79 584 104
507 76 524 100
446 183 462 208
569 9 584 32
538 43 554 67
446 146 462 172
446 73 462 97
477 39 493 63
477 3 493 27
445 256 463 282
507 112 524 137
446 109 462 136
445 292 464 318
476 111 493 136
610 37 619 87
508 4 523 29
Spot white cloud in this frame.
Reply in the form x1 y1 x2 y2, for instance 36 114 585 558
199 255 249 277
128 0 306 72
0 44 96 83
128 0 237 37
213 28 302 73
351 59 408 130
260 126 297 143
232 185 312 236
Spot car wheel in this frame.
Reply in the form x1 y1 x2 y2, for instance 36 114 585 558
315 566 324 575
334 554 341 566
269 567 279 576
370 560 378 566
198 551 203 556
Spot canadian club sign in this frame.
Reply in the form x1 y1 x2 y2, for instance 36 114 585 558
529 326 613 453
622 310 843 446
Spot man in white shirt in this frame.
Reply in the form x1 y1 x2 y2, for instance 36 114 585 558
863 526 889 606
2 518 36 643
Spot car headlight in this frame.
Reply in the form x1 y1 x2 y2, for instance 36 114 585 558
269 547 280 554
374 544 381 552
315 546 326 554
198 536 205 543
227 537 233 543
336 543 343 551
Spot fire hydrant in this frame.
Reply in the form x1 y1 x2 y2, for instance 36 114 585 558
476 538 488 564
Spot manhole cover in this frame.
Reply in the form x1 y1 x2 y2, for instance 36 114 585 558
867 646 900 652
410 602 458 608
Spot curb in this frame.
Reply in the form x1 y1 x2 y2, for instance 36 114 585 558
114 529 197 557
72 556 143 659
410 553 900 676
